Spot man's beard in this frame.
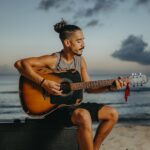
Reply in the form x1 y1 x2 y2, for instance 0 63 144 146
72 47 84 56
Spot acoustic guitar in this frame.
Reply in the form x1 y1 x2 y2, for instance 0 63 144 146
19 69 148 117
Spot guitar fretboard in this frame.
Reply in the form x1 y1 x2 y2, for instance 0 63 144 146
71 79 115 91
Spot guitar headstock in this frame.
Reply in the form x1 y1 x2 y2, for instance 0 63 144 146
128 73 148 87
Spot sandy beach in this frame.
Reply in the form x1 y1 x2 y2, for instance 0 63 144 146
100 123 150 150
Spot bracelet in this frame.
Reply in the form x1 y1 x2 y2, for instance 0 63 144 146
40 78 45 87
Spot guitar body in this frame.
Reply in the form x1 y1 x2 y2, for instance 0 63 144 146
19 69 83 117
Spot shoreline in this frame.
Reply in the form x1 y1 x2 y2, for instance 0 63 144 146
1 118 150 125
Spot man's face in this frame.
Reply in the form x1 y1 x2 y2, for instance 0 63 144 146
68 30 85 56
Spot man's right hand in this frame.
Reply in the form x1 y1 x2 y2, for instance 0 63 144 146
42 80 62 95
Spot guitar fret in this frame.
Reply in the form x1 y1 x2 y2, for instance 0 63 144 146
71 79 114 91
70 74 147 91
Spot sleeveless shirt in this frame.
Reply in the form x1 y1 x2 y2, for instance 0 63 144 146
54 51 82 74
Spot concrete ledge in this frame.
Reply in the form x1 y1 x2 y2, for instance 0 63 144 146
0 119 79 150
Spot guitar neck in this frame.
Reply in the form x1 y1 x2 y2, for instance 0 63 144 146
71 79 115 91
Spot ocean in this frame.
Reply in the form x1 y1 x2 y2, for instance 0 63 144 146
0 74 150 124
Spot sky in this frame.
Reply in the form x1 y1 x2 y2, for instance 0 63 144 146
0 0 150 75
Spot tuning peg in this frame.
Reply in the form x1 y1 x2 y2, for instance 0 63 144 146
138 72 142 77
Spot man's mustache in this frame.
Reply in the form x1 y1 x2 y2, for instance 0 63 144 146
79 47 84 50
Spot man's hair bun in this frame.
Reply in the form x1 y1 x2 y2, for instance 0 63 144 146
53 19 81 41
54 19 67 33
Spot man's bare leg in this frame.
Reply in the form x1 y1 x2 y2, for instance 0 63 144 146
71 108 94 150
94 106 119 150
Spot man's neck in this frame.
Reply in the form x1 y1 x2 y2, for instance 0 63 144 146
61 49 75 63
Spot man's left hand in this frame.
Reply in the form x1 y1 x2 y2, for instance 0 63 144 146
109 77 127 91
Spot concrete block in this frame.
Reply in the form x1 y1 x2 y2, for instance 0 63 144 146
0 119 79 150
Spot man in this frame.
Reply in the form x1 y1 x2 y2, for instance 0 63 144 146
14 20 125 150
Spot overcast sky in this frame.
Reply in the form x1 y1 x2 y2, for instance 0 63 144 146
0 0 150 75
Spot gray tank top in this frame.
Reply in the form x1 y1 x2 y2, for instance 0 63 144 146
54 51 82 74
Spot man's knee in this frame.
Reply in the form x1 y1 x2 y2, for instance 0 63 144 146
98 106 119 123
109 107 119 122
71 108 92 129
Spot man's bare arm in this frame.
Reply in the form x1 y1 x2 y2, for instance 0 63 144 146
14 55 55 84
14 54 62 95
80 56 108 93
80 57 125 93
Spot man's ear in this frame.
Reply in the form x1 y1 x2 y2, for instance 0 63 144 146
64 39 71 47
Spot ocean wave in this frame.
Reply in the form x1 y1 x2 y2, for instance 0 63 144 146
0 91 18 94
0 110 22 114
112 103 150 108
119 117 150 125
130 87 150 92
109 87 150 92
0 114 150 125
0 87 150 94
0 105 21 108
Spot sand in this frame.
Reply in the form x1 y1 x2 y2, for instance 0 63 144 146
100 124 150 150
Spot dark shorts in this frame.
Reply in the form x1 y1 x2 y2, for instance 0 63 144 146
44 102 105 127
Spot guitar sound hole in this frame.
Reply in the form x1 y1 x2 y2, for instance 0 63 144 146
60 82 71 94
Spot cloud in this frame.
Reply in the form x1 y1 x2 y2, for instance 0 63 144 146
74 0 118 18
38 0 150 14
86 19 99 27
112 35 150 65
39 0 120 15
38 0 66 10
38 0 124 26
38 0 150 27
135 0 150 11
136 0 150 5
